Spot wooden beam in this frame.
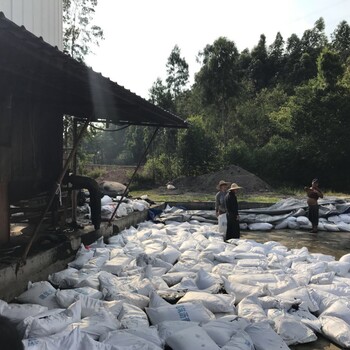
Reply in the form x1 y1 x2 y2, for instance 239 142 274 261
0 182 10 245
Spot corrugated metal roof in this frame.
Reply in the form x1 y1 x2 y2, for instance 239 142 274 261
0 12 188 128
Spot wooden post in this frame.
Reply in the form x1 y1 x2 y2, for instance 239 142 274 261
0 182 9 245
0 95 12 245
71 118 78 224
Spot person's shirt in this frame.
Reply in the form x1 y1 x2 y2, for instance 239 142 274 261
306 187 323 200
225 191 238 216
215 191 227 213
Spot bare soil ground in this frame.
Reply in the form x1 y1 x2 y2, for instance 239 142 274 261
172 164 272 193
96 164 272 195
95 165 144 185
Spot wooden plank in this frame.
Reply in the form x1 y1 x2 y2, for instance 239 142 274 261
0 182 10 244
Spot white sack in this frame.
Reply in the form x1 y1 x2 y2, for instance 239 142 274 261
245 321 290 350
157 246 181 265
327 261 350 277
202 318 247 347
177 291 236 313
248 223 273 231
101 256 133 275
118 303 149 329
48 268 79 288
100 327 163 349
267 309 317 345
74 294 123 318
310 271 335 285
339 253 350 263
0 301 48 324
275 220 288 230
69 308 120 340
218 214 227 234
288 307 322 333
23 300 81 338
157 320 199 341
324 223 340 231
101 331 162 350
275 287 319 312
149 291 170 308
166 325 220 350
56 288 102 309
22 328 83 350
320 316 350 348
161 271 197 287
296 216 311 225
146 302 215 325
221 330 255 350
237 295 268 323
106 292 150 310
320 299 350 325
223 278 269 304
68 244 94 269
17 281 59 309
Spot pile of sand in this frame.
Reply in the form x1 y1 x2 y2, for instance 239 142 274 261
173 165 272 193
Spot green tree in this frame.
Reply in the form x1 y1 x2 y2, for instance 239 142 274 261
149 78 173 111
177 115 218 176
166 45 189 99
249 34 270 90
195 37 240 144
268 32 285 86
317 48 344 88
63 0 104 62
331 20 350 62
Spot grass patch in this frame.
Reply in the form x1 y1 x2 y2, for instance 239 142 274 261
129 190 214 202
130 187 350 204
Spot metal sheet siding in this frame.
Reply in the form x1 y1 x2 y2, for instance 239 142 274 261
0 0 62 49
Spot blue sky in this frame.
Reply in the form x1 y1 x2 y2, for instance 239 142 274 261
86 0 350 98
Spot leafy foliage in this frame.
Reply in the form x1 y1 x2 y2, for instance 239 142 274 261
80 17 350 191
63 0 104 62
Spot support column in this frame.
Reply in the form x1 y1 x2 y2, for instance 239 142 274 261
0 182 10 245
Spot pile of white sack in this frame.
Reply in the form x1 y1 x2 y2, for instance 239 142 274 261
158 202 350 232
3 217 350 349
78 195 150 220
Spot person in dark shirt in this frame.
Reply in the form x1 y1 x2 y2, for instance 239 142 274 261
0 316 24 350
225 183 242 241
304 178 323 233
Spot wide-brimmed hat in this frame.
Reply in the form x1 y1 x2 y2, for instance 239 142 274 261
216 180 230 190
228 183 242 191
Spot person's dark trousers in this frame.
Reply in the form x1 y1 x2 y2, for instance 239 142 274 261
226 212 240 240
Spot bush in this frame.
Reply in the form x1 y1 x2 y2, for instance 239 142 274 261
144 154 181 184
84 167 107 179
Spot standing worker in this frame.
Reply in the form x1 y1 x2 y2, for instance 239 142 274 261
225 183 242 241
215 180 230 216
304 178 323 233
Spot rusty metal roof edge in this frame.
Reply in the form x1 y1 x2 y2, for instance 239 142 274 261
0 12 188 129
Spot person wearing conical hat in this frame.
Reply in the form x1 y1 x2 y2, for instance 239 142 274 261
225 183 242 241
215 180 230 217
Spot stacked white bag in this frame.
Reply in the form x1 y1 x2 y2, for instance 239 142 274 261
2 212 350 349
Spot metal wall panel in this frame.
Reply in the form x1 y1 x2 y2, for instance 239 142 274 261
0 0 62 50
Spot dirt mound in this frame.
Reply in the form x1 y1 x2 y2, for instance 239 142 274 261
173 165 272 193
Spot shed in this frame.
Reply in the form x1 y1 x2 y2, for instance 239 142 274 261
0 13 187 245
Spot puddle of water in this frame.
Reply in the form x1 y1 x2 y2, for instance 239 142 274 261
242 229 350 260
242 229 348 350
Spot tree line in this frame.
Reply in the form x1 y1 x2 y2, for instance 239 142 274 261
81 18 350 191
